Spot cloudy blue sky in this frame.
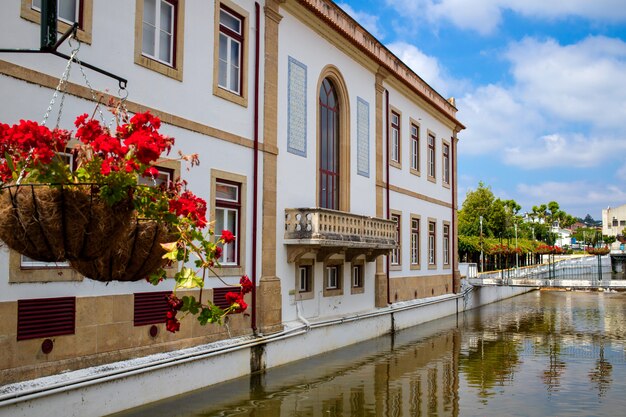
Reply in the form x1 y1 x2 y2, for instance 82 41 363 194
338 0 626 220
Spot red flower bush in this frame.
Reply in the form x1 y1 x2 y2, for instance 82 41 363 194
1 108 249 334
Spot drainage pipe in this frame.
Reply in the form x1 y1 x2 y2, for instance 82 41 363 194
251 1 260 333
385 89 391 305
451 134 457 293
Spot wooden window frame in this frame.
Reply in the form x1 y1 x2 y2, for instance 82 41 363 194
390 211 402 270
410 214 421 270
134 0 185 81
295 258 314 301
211 169 247 277
389 109 401 169
316 66 351 212
21 0 93 44
428 219 437 269
318 78 340 211
213 0 249 107
215 180 241 267
442 141 450 188
443 221 451 268
351 258 365 294
427 132 436 183
323 258 344 297
410 119 420 176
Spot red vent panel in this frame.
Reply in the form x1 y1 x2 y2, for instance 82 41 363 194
134 291 171 326
17 297 76 341
213 287 240 309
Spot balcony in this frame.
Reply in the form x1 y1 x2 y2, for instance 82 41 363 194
284 208 397 263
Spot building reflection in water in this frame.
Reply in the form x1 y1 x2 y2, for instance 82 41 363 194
111 291 626 417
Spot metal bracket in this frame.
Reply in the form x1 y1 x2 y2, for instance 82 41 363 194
0 1 127 89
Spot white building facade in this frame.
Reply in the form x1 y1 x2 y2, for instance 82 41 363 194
0 0 463 385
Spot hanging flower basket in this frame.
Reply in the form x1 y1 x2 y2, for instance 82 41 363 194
69 218 175 282
0 183 132 262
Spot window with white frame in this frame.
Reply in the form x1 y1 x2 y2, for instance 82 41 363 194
443 223 450 265
298 265 311 293
215 180 240 266
391 213 401 266
428 221 436 265
390 111 400 164
428 133 436 179
326 265 340 289
411 217 420 266
443 143 450 185
31 0 79 24
218 5 244 95
411 123 419 172
352 264 363 288
141 0 176 66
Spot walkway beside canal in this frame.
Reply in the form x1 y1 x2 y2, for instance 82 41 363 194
469 254 626 289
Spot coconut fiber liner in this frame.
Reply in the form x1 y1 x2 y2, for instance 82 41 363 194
70 218 176 282
0 184 132 263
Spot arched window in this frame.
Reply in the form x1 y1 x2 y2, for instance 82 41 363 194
319 78 339 210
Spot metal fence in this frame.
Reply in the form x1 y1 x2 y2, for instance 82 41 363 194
476 255 618 287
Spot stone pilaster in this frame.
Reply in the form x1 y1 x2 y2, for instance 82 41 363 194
375 67 388 307
258 0 284 334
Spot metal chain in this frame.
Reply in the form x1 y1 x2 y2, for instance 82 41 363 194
74 44 107 125
41 41 80 126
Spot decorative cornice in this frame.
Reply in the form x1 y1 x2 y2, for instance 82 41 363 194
264 5 283 24
295 0 465 131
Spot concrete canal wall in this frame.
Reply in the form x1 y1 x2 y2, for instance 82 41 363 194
0 284 534 417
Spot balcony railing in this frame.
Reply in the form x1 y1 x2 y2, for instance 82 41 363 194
284 208 397 262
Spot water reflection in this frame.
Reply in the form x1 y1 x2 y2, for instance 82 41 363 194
111 291 626 417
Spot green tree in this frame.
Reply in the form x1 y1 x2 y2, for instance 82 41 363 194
458 182 496 237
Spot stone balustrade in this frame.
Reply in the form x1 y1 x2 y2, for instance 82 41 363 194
284 208 397 262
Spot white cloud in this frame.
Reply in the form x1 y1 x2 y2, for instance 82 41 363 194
386 42 451 95
517 181 626 217
384 0 626 35
457 36 626 169
457 84 542 155
506 36 626 129
503 133 626 169
337 3 384 40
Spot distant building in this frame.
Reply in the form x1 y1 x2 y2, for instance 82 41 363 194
602 204 626 250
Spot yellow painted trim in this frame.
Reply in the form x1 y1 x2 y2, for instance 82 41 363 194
0 61 278 155
376 181 452 209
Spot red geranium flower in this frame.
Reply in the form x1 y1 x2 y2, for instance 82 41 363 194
240 275 253 294
221 230 235 244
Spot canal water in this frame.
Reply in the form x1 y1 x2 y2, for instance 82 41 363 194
111 290 626 417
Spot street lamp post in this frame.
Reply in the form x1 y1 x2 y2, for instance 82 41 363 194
515 223 519 270
480 215 484 273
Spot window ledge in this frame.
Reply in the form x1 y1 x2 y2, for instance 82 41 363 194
213 85 248 107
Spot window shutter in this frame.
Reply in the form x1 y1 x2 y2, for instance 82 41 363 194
134 291 171 326
212 287 240 309
17 297 75 341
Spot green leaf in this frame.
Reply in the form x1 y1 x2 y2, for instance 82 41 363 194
175 267 204 289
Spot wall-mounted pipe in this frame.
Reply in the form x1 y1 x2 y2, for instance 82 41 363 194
251 2 261 333
451 134 457 293
385 89 391 305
